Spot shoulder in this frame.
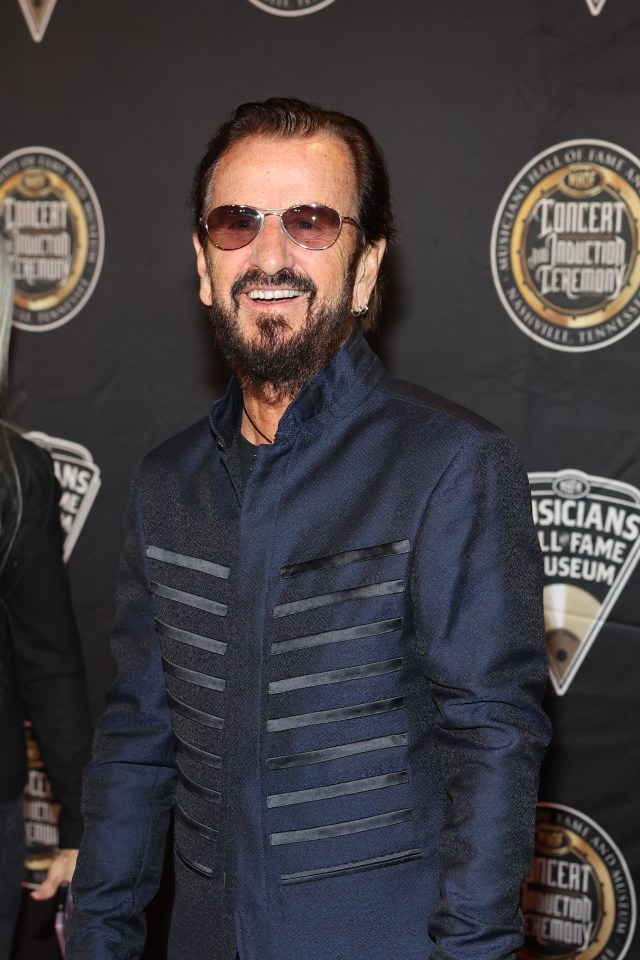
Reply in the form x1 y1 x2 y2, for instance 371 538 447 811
1 428 56 501
372 374 515 459
376 375 499 439
0 429 60 565
368 374 525 484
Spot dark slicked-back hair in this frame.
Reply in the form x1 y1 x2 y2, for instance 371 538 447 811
191 97 394 329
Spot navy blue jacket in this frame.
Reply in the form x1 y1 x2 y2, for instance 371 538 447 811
67 331 550 960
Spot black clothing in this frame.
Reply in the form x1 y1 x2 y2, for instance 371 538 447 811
0 430 92 847
235 431 259 488
0 794 25 955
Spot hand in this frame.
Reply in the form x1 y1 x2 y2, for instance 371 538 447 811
30 849 79 900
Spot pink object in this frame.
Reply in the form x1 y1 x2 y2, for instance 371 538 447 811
55 885 72 956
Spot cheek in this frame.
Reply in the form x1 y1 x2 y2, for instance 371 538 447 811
209 253 248 297
303 247 353 295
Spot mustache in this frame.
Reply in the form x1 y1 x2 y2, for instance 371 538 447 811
230 268 317 307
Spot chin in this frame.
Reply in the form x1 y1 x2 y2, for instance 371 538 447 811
252 312 299 344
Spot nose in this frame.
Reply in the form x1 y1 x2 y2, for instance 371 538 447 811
247 212 295 274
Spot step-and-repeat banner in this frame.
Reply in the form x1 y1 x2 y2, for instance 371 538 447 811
1 1 638 958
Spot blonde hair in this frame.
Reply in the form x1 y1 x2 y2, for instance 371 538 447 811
0 237 21 576
0 236 11 398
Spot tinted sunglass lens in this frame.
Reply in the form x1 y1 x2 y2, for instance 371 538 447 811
282 205 341 248
206 206 262 250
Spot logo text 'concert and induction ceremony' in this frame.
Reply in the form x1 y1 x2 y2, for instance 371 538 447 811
247 0 336 15
521 803 636 960
529 470 640 695
492 141 640 351
0 147 104 331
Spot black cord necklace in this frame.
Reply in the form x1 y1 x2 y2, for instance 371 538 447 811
242 403 274 444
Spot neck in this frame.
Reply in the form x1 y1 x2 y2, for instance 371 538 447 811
240 392 291 445
237 327 359 444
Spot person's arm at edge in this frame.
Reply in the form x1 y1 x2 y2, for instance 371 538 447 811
3 443 93 899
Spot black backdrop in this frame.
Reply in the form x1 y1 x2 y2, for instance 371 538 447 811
1 2 638 959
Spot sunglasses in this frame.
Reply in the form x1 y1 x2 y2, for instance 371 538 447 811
200 203 361 251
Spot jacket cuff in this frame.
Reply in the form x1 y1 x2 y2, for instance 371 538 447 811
58 807 84 849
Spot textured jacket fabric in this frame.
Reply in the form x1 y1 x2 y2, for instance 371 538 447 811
67 331 550 960
0 431 92 847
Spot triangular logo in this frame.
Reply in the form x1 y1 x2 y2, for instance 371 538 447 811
17 0 58 43
584 0 608 15
26 431 101 560
529 470 640 695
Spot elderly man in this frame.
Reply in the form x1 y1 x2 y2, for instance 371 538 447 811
67 98 550 960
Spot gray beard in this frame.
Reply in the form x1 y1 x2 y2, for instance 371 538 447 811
207 267 356 403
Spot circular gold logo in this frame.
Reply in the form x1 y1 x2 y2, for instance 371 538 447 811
0 146 104 332
247 0 336 15
491 141 640 351
520 803 636 960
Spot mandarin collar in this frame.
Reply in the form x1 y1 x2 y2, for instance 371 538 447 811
208 329 385 450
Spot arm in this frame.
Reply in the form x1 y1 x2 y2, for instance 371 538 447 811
4 443 92 867
65 471 176 960
412 429 550 960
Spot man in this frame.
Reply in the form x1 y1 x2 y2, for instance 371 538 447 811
67 98 550 960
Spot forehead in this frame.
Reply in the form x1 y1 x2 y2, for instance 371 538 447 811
208 133 358 214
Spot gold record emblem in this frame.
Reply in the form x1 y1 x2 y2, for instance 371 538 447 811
492 141 640 351
512 163 640 328
0 147 104 331
520 804 636 960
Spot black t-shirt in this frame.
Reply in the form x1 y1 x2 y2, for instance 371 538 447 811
236 431 260 488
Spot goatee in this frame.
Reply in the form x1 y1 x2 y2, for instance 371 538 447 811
208 267 356 403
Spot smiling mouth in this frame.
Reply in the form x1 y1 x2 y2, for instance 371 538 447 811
246 289 304 302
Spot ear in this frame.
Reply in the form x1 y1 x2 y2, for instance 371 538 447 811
193 232 213 306
351 238 387 314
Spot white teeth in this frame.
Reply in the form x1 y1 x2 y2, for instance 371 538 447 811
247 289 301 301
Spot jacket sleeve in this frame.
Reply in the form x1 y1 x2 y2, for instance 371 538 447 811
66 470 176 960
5 443 92 848
410 429 551 960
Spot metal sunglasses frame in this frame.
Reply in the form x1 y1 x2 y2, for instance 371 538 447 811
200 203 361 251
